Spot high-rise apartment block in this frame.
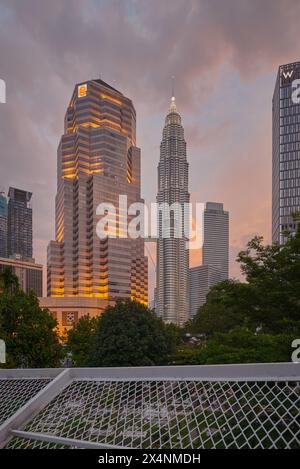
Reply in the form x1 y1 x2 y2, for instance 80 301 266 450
156 96 189 326
7 187 33 260
272 61 300 243
47 79 148 309
203 202 229 280
0 193 7 258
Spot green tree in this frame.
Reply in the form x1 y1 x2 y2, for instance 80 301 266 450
0 267 19 295
236 233 300 333
189 228 300 338
89 300 177 367
67 315 97 366
196 328 294 365
0 269 62 368
187 281 252 336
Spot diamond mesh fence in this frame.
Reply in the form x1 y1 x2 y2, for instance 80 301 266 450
5 436 73 449
5 379 300 449
0 378 51 425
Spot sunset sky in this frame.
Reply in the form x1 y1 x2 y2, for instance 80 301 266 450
1 0 300 298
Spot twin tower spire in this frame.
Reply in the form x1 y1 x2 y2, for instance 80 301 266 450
169 76 177 113
169 95 177 113
157 81 190 326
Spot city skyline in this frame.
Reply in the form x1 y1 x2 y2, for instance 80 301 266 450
1 1 300 300
1 2 300 456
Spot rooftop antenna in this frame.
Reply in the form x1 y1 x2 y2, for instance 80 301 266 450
171 75 175 98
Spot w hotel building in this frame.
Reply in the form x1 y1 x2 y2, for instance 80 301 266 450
42 79 148 330
272 61 300 243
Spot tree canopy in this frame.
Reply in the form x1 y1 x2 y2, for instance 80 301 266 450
189 229 300 338
66 315 97 367
0 267 62 368
186 228 300 364
67 300 178 367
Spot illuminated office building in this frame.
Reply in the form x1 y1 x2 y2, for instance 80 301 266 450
46 79 148 311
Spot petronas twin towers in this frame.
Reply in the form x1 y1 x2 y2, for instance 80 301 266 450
156 96 190 326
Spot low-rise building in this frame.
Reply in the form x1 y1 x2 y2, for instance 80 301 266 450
0 255 42 296
39 297 115 335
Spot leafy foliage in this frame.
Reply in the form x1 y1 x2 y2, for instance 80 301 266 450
190 229 300 338
88 300 177 367
206 328 292 364
66 302 180 367
0 268 62 368
186 227 300 364
66 315 97 367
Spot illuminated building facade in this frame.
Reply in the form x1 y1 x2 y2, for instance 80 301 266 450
156 96 190 326
47 79 148 307
39 297 114 335
273 61 300 243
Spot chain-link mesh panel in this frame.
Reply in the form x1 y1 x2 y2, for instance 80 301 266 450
10 379 300 449
0 378 51 425
5 436 73 449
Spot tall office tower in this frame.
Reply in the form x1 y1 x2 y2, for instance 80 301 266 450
156 96 190 326
272 61 300 243
47 79 148 306
189 265 223 317
203 202 229 280
0 192 7 258
7 187 33 260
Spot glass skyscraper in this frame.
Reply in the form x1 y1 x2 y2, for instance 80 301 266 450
189 202 229 318
7 187 33 259
272 61 300 243
203 202 229 281
156 96 189 326
0 193 7 258
189 265 223 317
